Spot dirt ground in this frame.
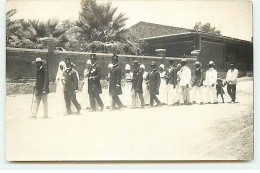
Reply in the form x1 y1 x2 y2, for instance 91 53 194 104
5 77 253 161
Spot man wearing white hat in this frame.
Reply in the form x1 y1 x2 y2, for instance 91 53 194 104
179 59 192 105
31 57 49 119
123 63 133 107
192 61 204 104
204 61 218 104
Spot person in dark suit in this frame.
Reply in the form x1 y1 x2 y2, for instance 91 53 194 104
109 55 124 110
165 59 178 105
63 58 81 115
147 61 161 107
131 60 145 109
192 61 204 105
88 54 104 111
31 57 49 119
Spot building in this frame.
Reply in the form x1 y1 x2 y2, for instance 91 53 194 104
129 21 253 74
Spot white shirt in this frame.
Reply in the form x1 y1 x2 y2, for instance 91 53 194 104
226 68 238 85
204 68 217 86
179 66 191 86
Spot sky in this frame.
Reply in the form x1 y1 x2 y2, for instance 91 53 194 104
6 0 253 41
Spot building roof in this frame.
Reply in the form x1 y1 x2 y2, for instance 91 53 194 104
128 21 194 39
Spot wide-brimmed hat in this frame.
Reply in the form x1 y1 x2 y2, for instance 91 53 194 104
86 60 91 65
181 59 187 63
150 61 157 66
32 57 46 64
194 61 202 66
132 60 140 65
208 61 215 65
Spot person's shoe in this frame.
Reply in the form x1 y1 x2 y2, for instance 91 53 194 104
187 102 192 105
89 109 96 112
100 107 104 111
222 101 225 103
43 116 48 119
30 116 37 119
140 106 145 109
207 102 211 104
192 101 196 104
213 102 218 104
199 102 204 105
180 103 184 105
231 101 235 104
67 110 72 115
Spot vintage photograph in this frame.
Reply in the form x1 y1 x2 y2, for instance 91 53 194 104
6 0 253 161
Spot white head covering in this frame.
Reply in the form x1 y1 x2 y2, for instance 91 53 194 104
140 64 145 69
86 60 91 65
108 63 113 68
159 64 165 69
125 64 131 71
56 61 66 81
208 61 215 65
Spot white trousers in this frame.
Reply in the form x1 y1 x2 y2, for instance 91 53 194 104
205 85 218 103
167 85 178 104
192 86 204 103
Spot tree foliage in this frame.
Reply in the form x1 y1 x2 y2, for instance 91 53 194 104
194 22 221 35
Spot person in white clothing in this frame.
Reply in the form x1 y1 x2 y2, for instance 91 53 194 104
80 60 92 109
225 62 239 103
123 64 133 107
179 59 192 105
192 61 204 105
141 64 150 105
159 64 167 104
204 61 218 104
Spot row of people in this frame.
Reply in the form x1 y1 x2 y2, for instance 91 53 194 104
30 55 238 118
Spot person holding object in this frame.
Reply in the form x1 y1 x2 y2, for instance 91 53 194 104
179 59 192 105
147 61 161 107
109 55 124 110
131 60 145 109
123 64 133 107
31 57 49 119
63 58 81 115
225 62 238 103
88 54 104 111
165 59 178 106
192 61 204 105
204 61 218 104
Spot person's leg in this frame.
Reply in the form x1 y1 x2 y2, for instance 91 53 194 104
150 94 154 107
41 94 48 118
193 86 197 103
221 94 225 103
206 86 211 103
138 92 145 108
111 95 116 109
198 86 204 104
64 91 72 114
89 93 96 111
211 86 218 103
232 85 237 102
154 95 161 105
71 93 81 112
114 95 123 108
227 84 232 102
181 86 186 104
95 94 104 110
186 87 191 104
32 95 41 117
132 90 137 108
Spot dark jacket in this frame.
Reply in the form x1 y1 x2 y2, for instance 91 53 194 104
165 66 177 85
192 68 204 87
132 69 143 93
88 63 102 94
63 68 79 95
35 66 49 96
147 69 160 95
109 64 122 96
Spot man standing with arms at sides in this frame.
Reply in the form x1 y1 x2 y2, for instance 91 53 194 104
226 62 239 103
131 60 145 109
31 57 49 119
192 61 204 105
147 61 161 107
109 55 124 110
88 54 104 111
204 61 218 104
63 58 81 115
165 59 178 106
179 59 192 105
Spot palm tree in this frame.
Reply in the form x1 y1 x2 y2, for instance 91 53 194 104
6 9 22 47
74 0 130 53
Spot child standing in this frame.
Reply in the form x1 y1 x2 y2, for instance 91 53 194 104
216 78 225 103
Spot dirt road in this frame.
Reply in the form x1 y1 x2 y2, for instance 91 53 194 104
5 77 253 161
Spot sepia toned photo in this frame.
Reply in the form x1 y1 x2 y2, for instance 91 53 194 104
5 0 253 161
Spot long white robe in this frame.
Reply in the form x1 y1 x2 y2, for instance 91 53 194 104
55 61 66 114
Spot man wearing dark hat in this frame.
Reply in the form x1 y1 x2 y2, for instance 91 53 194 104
63 58 81 114
131 60 145 109
225 62 238 103
31 57 49 119
109 55 124 110
165 59 178 105
88 54 104 111
146 61 161 107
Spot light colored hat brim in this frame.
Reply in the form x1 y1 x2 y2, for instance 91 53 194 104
32 60 46 65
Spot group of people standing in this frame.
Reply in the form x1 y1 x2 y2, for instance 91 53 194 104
30 54 239 119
